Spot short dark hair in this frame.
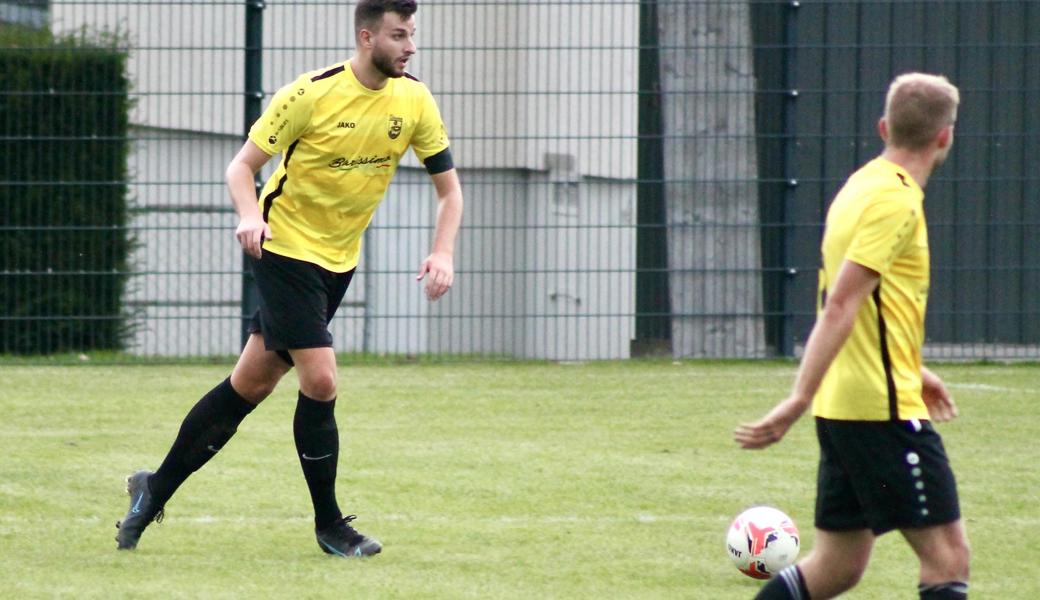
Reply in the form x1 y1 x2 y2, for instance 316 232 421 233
355 0 417 36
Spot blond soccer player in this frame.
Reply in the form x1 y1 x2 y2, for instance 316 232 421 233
735 73 970 600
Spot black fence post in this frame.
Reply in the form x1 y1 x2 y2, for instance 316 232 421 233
780 0 800 357
241 0 264 347
634 0 671 356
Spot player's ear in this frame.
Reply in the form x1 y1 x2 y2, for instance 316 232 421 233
358 28 373 49
877 117 888 144
936 124 952 149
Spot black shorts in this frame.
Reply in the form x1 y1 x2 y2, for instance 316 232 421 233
814 417 961 535
246 251 354 366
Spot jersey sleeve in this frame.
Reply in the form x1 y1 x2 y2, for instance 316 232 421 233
845 193 917 275
410 84 450 162
248 74 315 156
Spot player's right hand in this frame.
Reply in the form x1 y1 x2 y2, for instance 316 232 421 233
236 216 271 259
733 395 809 450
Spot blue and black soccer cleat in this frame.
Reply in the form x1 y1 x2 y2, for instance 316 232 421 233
115 470 165 550
315 514 382 558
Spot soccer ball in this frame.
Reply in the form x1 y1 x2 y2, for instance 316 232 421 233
726 506 800 579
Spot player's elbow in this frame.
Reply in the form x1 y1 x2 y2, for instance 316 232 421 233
820 295 861 328
442 190 463 211
224 160 251 187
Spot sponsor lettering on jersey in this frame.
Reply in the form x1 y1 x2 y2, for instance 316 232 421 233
328 155 392 171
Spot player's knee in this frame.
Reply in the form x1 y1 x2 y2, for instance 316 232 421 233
802 548 868 596
300 368 337 400
231 374 281 403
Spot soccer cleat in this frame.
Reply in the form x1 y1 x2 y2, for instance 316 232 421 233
315 515 382 558
115 470 165 550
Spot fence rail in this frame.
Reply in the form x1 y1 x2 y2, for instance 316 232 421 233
1 0 1037 362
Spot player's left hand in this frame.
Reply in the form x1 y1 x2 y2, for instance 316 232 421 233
416 251 454 301
921 366 958 422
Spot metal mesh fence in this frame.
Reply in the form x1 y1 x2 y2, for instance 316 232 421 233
1 0 1037 362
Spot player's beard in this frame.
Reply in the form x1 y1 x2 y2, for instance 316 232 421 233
372 47 405 79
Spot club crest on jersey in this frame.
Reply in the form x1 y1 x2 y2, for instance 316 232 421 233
388 115 403 140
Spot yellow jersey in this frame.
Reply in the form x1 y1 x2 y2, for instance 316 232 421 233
248 61 450 272
813 157 931 421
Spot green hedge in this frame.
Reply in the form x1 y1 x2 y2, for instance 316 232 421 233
0 25 132 353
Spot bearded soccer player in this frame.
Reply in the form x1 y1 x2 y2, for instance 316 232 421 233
116 0 462 557
734 73 970 599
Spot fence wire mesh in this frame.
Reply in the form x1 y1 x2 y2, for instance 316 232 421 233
1 0 1037 362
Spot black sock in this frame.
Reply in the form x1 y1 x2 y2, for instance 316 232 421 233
149 377 256 506
755 565 810 600
919 581 968 599
293 391 342 531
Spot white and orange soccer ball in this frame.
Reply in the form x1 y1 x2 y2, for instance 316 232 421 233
726 506 800 579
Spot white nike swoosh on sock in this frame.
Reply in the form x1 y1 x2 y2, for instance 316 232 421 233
301 453 333 461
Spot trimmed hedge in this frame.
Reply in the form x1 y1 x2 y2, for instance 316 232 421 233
0 25 132 353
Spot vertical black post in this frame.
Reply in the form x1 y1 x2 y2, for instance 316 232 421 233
240 0 264 347
779 0 800 356
633 0 671 356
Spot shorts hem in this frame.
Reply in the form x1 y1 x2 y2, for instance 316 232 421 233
262 340 335 353
815 522 870 533
817 513 961 536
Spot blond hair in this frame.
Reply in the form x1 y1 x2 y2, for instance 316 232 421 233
884 73 960 150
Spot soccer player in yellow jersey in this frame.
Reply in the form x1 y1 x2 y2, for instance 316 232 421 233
116 0 462 558
735 74 970 600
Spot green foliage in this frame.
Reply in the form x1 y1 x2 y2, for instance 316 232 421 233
0 21 52 47
0 361 1035 598
0 23 132 353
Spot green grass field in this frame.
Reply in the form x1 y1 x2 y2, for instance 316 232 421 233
0 361 1037 598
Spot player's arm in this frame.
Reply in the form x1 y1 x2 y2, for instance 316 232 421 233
734 259 880 449
226 140 274 259
416 167 463 301
231 73 313 258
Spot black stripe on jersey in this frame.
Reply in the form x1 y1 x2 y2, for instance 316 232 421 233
423 147 454 175
873 285 900 420
403 72 420 82
311 64 345 82
896 172 910 187
262 140 299 223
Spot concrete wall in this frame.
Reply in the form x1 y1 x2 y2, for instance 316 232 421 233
125 142 635 359
658 2 766 358
122 127 249 356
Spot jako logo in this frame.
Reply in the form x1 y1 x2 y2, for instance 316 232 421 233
338 121 356 129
